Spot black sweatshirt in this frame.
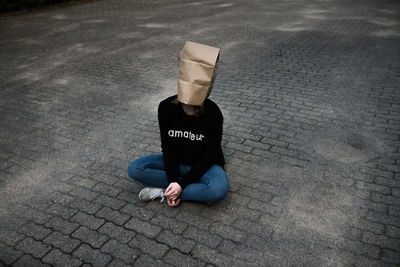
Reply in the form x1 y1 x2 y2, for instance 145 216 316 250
158 95 225 189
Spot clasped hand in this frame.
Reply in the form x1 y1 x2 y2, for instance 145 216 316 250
163 182 182 207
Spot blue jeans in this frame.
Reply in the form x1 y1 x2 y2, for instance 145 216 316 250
127 154 229 203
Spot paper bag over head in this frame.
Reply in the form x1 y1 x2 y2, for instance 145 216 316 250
177 41 220 106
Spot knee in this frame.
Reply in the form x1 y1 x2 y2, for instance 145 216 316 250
207 171 230 203
208 182 229 203
127 159 143 180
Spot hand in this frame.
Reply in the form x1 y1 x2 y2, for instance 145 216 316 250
167 197 180 207
164 182 182 207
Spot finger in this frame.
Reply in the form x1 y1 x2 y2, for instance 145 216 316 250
165 186 172 194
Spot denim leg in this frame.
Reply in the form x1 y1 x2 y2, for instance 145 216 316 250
127 154 170 188
180 165 229 203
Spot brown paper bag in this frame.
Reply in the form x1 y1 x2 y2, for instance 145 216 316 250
177 41 220 106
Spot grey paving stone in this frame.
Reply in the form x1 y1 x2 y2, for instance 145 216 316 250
361 231 400 252
98 222 136 244
0 243 23 265
386 225 400 239
129 234 169 258
94 194 126 210
125 217 162 238
71 212 105 230
43 231 81 253
44 216 80 235
381 249 400 264
0 228 25 246
234 219 273 239
100 239 139 264
11 205 52 225
156 230 195 254
13 254 51 267
69 187 100 201
92 182 123 197
150 214 188 234
134 254 169 267
209 223 247 243
183 226 222 248
120 203 155 221
42 248 82 267
106 258 133 267
73 244 112 266
18 222 52 241
163 249 205 267
72 226 109 248
96 206 130 226
191 244 233 266
176 212 212 231
46 203 78 219
68 197 103 215
16 237 52 258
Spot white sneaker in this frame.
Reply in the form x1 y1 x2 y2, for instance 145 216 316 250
138 187 164 202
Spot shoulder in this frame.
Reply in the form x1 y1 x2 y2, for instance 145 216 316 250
158 95 178 112
204 98 223 121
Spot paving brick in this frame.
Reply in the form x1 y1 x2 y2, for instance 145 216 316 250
11 205 52 225
120 203 155 221
209 223 247 243
44 231 80 253
337 238 381 259
386 225 400 239
42 248 82 267
381 249 400 264
18 222 51 241
388 205 400 217
69 187 100 201
96 206 130 226
361 231 400 252
44 216 80 235
0 228 25 246
71 212 105 230
163 249 205 267
98 222 136 244
73 244 112 266
150 214 188 234
234 219 273 239
50 191 75 206
125 217 162 238
156 230 195 254
68 198 102 214
92 182 123 197
371 192 400 206
67 176 97 189
71 226 109 248
366 211 400 228
356 181 392 195
129 234 169 258
46 203 78 219
16 237 52 258
191 244 234 266
139 255 173 267
0 243 23 265
100 239 139 264
94 194 126 210
183 226 222 248
13 254 50 267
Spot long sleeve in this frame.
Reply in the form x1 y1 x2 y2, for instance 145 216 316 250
178 112 223 189
158 103 180 184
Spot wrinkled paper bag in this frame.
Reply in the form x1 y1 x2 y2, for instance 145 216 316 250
177 41 220 106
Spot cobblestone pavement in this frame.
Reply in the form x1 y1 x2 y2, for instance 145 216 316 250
1 0 400 265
